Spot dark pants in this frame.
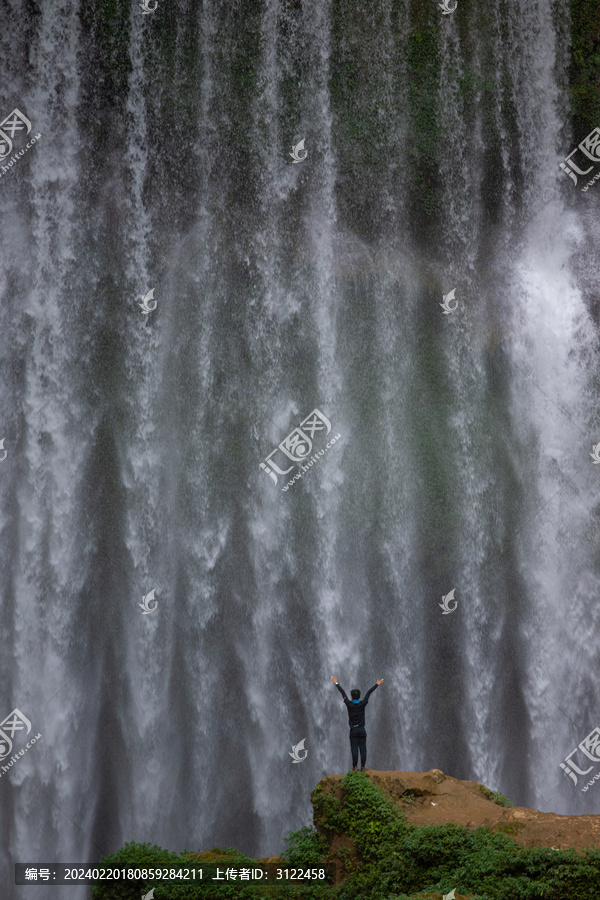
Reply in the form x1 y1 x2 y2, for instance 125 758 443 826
350 726 367 767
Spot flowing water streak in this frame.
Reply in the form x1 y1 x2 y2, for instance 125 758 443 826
120 1 167 845
497 0 600 809
296 0 352 810
366 0 421 773
248 0 350 847
0 2 90 898
462 0 600 808
513 202 600 809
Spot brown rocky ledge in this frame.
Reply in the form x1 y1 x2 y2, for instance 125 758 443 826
314 768 600 853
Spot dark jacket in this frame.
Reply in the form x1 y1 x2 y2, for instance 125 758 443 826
335 682 379 729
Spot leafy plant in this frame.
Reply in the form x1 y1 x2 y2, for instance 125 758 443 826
479 785 515 808
282 826 328 867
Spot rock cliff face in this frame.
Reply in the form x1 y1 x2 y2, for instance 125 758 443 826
313 768 600 862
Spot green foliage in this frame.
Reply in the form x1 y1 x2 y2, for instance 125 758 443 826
91 842 268 899
479 785 515 808
405 24 442 238
312 788 348 835
96 773 600 899
283 826 328 867
406 28 440 165
333 819 600 900
569 0 600 133
80 0 132 108
335 771 410 861
92 841 333 899
320 775 600 899
495 821 525 836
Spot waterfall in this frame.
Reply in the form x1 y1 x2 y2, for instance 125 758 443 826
1 1 599 898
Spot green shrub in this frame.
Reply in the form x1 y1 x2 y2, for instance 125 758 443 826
479 785 516 808
94 775 600 899
91 842 269 899
315 773 600 900
283 826 328 867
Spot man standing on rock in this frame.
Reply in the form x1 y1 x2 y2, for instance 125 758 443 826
331 676 383 771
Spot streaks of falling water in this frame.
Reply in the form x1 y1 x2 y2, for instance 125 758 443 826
0 4 91 900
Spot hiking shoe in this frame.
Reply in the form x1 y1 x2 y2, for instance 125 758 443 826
352 766 357 771
360 766 366 771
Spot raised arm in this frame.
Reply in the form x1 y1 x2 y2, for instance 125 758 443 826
331 676 348 700
363 678 384 703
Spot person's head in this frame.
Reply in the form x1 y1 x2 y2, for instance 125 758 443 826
351 689 361 700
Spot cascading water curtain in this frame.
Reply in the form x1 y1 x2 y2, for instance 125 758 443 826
0 0 599 898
